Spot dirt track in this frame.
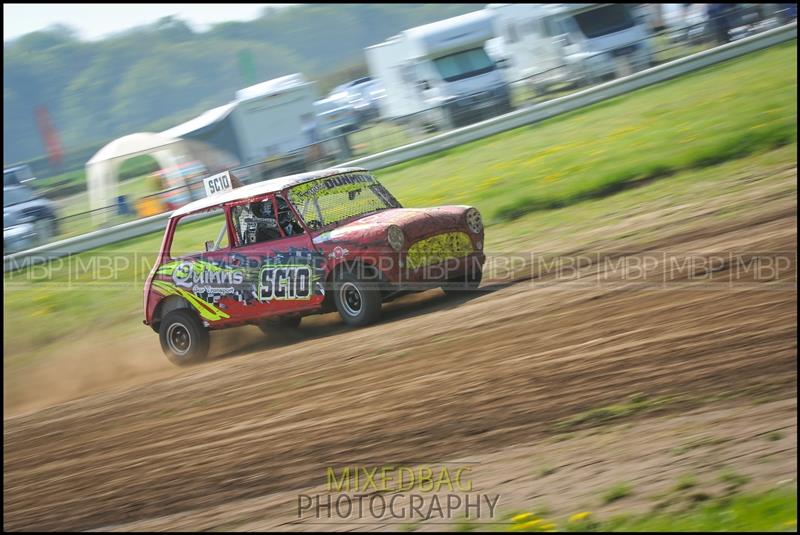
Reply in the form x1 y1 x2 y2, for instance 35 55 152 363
3 163 797 531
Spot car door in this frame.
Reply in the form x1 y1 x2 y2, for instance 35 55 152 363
221 194 328 323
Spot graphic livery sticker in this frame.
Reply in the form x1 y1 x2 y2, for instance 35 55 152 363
406 232 474 270
153 250 326 320
290 173 376 201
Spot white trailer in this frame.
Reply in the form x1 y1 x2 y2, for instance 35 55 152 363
163 73 323 181
486 3 653 93
365 10 512 132
231 73 319 164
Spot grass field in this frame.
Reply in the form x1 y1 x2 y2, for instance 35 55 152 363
463 489 798 532
4 41 797 376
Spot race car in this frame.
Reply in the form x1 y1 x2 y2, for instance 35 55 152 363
143 167 485 365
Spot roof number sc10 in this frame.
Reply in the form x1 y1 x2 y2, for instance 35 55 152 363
204 171 234 197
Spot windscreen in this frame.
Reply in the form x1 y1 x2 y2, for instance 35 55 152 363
287 172 400 228
433 48 495 83
573 4 636 38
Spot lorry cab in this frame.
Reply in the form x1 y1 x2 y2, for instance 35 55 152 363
366 10 512 132
487 3 653 92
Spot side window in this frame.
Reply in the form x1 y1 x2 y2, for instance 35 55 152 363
169 207 230 259
231 196 281 247
229 195 305 248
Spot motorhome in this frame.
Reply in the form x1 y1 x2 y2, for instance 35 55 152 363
365 10 512 132
486 3 653 93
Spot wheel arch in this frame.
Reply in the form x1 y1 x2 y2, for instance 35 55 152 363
150 295 195 332
323 259 385 310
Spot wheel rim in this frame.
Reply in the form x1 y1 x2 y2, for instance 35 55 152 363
166 323 192 356
340 282 363 317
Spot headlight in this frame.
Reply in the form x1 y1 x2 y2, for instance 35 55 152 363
387 225 405 252
466 208 483 234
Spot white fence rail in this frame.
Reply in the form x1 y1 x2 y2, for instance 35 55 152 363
4 23 796 273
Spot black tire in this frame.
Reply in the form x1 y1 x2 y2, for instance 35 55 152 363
442 268 483 297
159 309 210 366
257 315 302 335
333 270 382 327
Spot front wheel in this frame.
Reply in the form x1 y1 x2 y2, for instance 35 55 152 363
333 271 382 327
159 310 210 366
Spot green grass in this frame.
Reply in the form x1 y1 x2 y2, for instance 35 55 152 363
377 42 796 222
720 469 751 491
467 489 798 532
599 489 797 532
673 474 698 492
602 483 634 505
766 431 785 442
3 42 797 389
553 393 679 431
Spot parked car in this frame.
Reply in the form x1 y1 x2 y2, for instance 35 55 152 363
3 184 59 254
143 167 485 365
314 97 360 137
328 77 385 125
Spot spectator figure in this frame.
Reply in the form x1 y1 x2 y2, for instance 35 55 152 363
706 4 734 44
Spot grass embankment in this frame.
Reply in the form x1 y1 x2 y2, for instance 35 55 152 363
378 42 796 221
3 42 796 377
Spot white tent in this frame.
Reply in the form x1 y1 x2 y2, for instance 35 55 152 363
85 132 238 223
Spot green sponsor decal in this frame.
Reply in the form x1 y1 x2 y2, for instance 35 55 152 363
406 232 474 270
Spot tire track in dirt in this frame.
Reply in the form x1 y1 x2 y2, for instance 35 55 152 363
4 179 797 531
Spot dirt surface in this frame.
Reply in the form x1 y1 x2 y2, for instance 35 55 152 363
3 164 797 531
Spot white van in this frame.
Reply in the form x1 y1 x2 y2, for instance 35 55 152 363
487 3 653 92
366 10 512 132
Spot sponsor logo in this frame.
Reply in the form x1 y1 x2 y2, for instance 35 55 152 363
172 260 244 288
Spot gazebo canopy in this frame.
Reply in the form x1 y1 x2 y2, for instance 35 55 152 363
85 132 238 222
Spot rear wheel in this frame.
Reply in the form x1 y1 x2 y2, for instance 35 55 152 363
333 271 382 327
159 310 210 366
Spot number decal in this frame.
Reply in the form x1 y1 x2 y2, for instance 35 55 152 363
259 266 312 301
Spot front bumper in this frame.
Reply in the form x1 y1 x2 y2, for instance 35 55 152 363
367 230 486 290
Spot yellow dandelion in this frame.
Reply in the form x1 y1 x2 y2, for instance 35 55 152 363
569 511 592 522
512 513 535 523
513 519 542 531
538 522 557 530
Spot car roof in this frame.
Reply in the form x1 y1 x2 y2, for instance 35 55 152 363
170 166 370 218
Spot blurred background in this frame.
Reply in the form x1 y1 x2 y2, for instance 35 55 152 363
4 3 796 252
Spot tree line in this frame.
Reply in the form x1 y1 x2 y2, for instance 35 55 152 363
4 4 479 166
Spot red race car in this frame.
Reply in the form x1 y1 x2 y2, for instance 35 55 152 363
143 167 485 365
